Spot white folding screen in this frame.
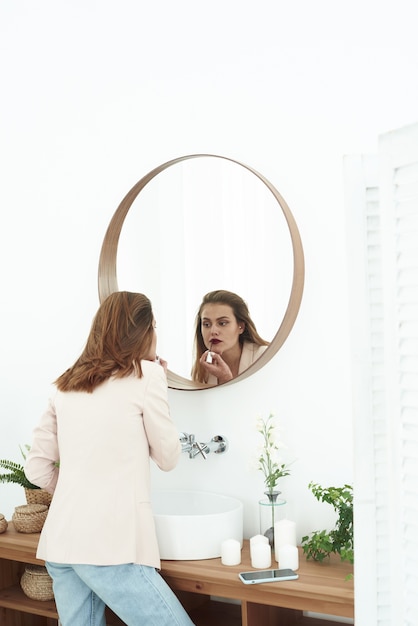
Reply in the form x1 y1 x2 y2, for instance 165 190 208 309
344 153 381 625
344 122 418 626
378 125 418 626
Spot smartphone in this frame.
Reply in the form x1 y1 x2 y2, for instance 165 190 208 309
239 568 299 584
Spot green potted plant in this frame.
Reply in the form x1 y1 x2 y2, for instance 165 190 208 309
0 445 52 506
301 482 353 571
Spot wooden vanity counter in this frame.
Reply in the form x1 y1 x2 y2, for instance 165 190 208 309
161 541 353 625
0 524 354 626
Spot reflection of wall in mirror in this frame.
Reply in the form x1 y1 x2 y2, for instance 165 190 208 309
116 158 294 379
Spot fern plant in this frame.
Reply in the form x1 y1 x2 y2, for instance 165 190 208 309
0 445 40 490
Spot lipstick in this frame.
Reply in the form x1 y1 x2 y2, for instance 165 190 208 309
206 341 213 363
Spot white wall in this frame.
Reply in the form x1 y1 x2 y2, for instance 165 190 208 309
1 0 417 584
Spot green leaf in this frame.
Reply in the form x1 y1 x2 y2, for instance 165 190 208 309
302 482 354 567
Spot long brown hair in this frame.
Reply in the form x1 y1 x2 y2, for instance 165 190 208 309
55 291 155 393
191 290 269 383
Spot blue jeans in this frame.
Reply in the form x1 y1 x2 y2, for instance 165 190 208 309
46 562 195 626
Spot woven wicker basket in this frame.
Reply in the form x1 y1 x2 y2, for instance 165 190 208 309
21 564 54 601
25 487 53 507
12 504 48 533
0 514 8 534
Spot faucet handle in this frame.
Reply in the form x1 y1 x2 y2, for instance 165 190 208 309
179 432 189 444
193 441 208 460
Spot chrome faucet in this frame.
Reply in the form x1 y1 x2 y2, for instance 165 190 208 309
179 433 228 460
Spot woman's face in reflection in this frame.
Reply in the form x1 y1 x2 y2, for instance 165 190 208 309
200 303 244 355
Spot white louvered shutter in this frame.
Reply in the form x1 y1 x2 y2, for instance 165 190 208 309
344 121 418 626
344 153 381 625
379 124 418 626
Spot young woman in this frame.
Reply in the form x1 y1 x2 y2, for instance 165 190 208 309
25 291 194 626
191 290 269 385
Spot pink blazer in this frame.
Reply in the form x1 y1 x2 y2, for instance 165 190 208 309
25 360 181 569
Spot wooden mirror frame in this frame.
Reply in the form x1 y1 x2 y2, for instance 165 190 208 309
98 154 305 390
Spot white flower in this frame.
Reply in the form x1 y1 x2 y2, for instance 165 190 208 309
255 413 290 492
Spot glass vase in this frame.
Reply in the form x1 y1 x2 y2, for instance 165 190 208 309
259 491 286 546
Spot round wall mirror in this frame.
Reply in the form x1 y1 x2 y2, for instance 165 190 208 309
98 154 304 390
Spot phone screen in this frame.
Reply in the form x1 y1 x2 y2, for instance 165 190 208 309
239 568 298 583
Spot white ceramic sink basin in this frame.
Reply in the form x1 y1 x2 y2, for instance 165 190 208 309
152 490 243 560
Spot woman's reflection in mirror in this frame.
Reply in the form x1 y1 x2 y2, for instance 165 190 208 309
191 290 269 385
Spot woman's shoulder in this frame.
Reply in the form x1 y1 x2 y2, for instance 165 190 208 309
239 342 269 373
139 359 167 380
243 342 269 358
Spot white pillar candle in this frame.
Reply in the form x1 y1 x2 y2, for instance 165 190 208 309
250 542 272 569
250 534 269 549
278 544 299 571
221 539 241 566
274 519 297 562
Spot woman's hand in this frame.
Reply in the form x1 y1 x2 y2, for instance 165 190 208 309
156 356 168 374
200 350 233 384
